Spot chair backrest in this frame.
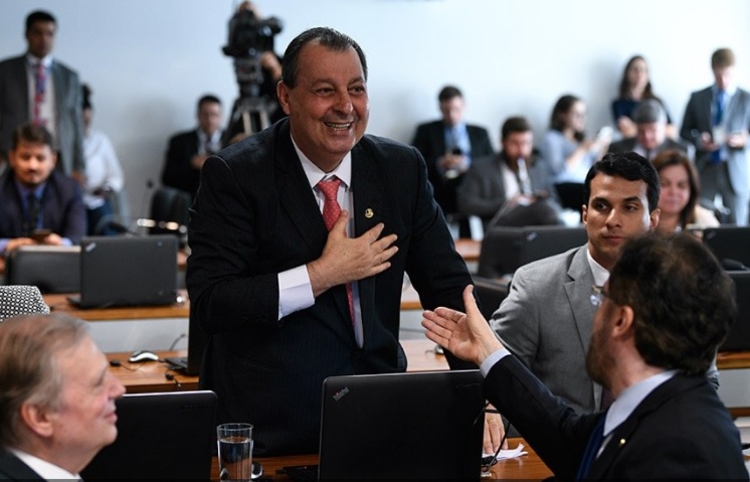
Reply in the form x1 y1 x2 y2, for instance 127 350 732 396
149 187 191 236
5 246 81 294
472 275 509 320
0 285 50 321
478 225 586 278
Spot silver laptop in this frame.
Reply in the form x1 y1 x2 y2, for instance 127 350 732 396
81 391 217 480
309 370 485 480
68 235 178 308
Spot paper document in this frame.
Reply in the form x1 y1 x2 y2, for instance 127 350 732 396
483 443 528 461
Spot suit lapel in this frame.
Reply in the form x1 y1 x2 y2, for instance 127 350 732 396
0 450 45 480
563 246 601 405
350 142 384 341
587 375 703 478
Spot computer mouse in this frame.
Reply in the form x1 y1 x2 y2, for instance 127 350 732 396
128 350 160 363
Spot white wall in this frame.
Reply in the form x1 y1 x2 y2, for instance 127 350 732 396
2 0 749 220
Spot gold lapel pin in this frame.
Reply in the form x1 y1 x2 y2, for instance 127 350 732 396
618 438 626 448
365 208 374 219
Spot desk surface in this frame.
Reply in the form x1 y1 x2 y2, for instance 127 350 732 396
210 437 552 480
44 289 189 321
110 338 449 393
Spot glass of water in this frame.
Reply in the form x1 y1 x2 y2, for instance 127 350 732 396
217 423 253 481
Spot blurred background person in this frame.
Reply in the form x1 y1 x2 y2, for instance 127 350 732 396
611 55 676 139
652 149 720 235
81 84 125 235
607 99 688 161
412 85 494 238
0 10 85 179
541 94 610 185
161 94 224 203
457 116 563 231
680 47 750 226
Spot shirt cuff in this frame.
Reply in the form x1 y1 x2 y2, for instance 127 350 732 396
480 346 511 377
277 265 315 320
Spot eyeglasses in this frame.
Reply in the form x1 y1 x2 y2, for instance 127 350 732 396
590 285 610 307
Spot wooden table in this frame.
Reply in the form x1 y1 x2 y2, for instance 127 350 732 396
209 437 552 480
455 237 480 262
109 339 448 393
44 290 189 321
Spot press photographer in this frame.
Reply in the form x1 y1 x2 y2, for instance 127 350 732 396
222 1 285 144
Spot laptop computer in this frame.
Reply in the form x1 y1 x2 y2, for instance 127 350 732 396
80 390 217 480
720 270 750 352
68 235 179 308
164 312 208 376
293 370 485 480
703 226 750 269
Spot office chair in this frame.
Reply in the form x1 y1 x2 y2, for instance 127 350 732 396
0 285 50 321
5 246 81 294
472 275 509 320
149 187 191 237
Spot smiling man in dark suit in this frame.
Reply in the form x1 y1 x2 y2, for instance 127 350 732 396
187 27 475 456
422 233 747 479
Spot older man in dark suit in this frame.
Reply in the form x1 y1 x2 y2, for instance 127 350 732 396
423 233 747 479
0 125 86 257
608 99 688 161
188 27 476 456
0 10 84 178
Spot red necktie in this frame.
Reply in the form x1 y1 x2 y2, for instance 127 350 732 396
317 177 354 323
33 61 46 126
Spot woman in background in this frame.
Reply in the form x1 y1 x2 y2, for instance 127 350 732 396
652 149 719 235
81 84 125 235
611 55 676 139
540 94 610 185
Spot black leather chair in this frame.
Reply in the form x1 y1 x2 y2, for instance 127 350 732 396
149 187 191 238
5 246 81 294
472 275 509 320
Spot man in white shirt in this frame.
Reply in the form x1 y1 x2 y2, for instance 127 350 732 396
0 314 125 480
422 233 747 479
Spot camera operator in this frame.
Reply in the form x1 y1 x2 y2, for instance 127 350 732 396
222 1 285 145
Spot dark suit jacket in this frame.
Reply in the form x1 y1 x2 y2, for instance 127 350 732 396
487 355 747 479
607 137 688 159
187 119 473 456
0 450 44 481
0 55 84 173
411 120 494 215
161 129 202 201
0 170 86 245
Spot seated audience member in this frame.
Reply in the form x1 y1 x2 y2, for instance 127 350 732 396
540 94 611 186
161 94 224 202
81 84 125 235
607 99 687 161
0 125 86 257
611 55 676 139
422 233 747 479
652 149 720 234
457 116 563 230
411 85 494 237
0 313 126 480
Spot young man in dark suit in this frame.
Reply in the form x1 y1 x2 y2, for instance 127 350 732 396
411 85 494 237
423 233 747 479
187 27 476 456
0 125 86 257
0 10 84 179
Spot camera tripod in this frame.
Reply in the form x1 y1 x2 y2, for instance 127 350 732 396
226 95 275 141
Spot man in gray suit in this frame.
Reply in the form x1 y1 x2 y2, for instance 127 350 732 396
491 152 661 413
608 99 688 161
680 47 750 226
0 10 84 179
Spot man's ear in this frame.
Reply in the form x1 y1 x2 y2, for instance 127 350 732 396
49 150 58 169
276 82 291 116
19 402 55 438
612 304 635 340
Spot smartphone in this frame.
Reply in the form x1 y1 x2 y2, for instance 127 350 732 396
30 229 52 242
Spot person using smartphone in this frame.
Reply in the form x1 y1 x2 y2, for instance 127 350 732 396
0 124 86 256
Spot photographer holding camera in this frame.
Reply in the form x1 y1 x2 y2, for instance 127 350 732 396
222 1 286 144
